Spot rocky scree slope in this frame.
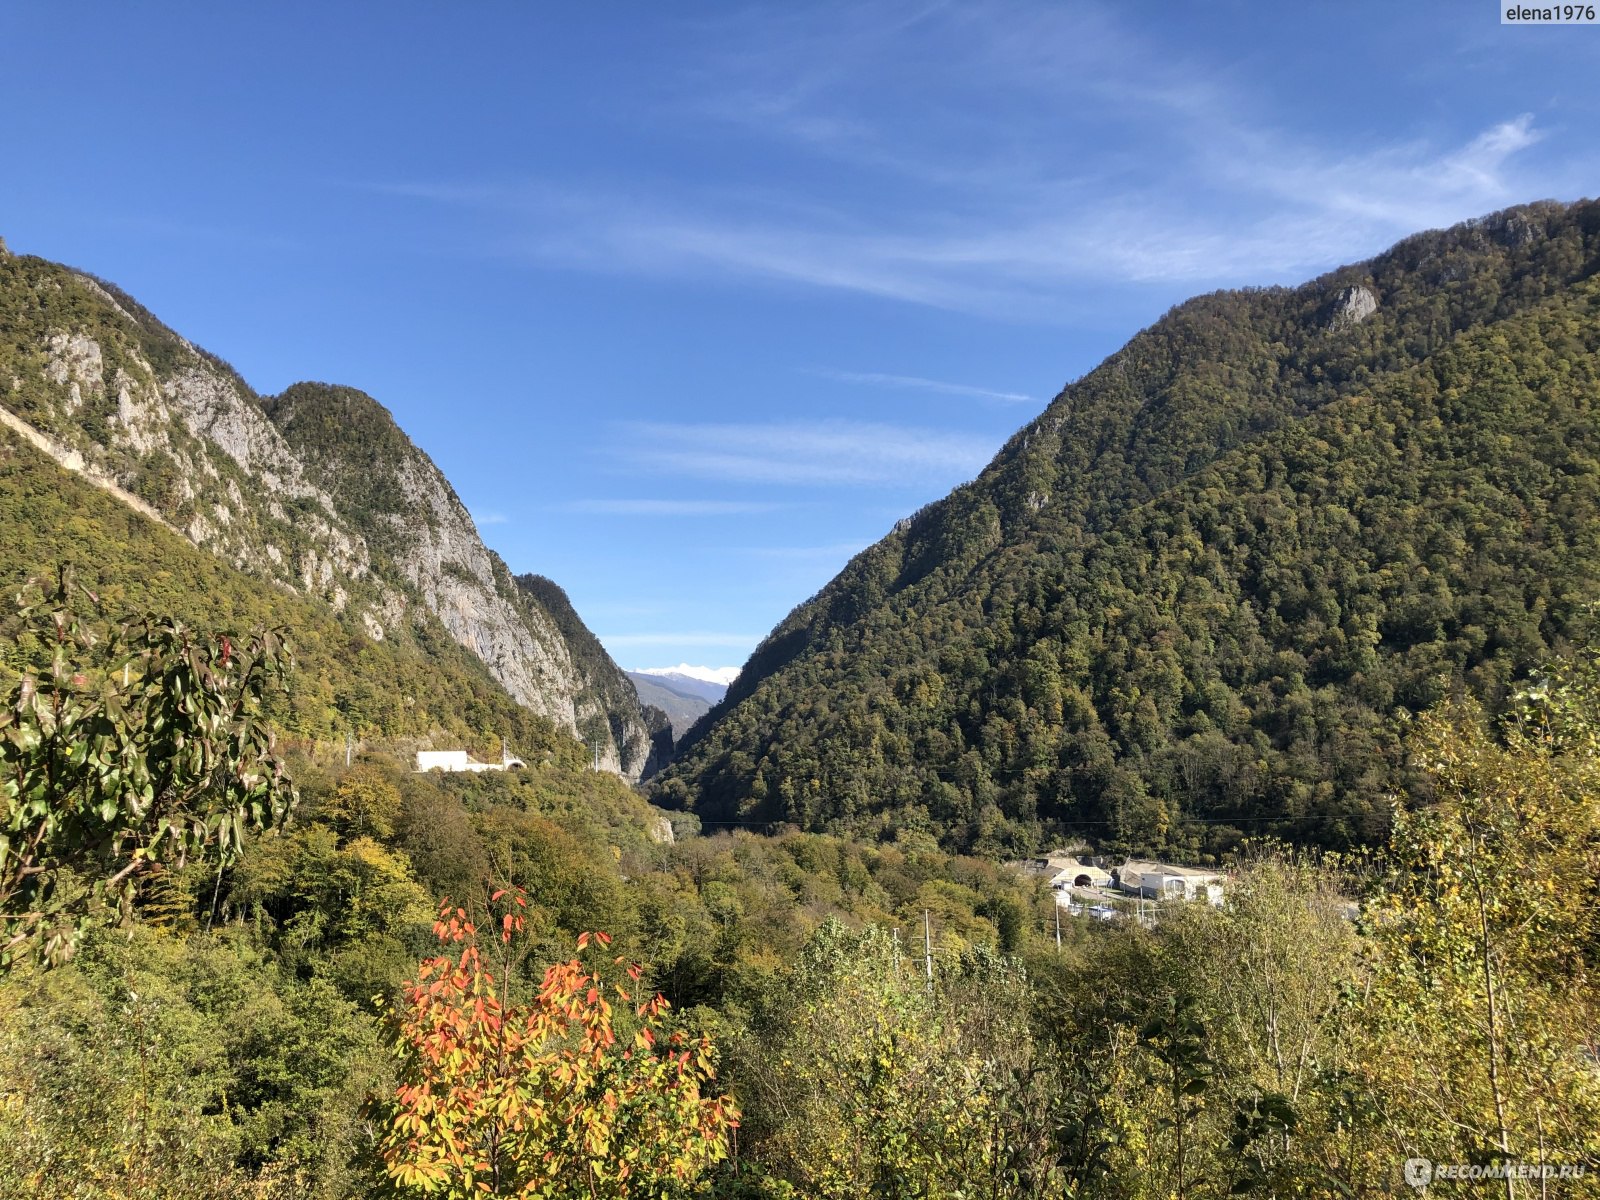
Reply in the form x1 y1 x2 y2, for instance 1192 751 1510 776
0 244 661 778
654 199 1600 854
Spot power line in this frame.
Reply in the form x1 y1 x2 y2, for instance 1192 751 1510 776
684 810 1379 830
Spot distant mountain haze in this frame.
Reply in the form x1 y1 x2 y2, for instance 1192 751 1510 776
627 674 713 744
625 666 736 747
636 664 740 684
0 243 665 779
652 199 1600 858
633 665 738 700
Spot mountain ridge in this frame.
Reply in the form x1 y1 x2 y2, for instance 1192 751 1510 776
654 198 1600 856
627 668 737 745
626 672 716 746
0 247 659 778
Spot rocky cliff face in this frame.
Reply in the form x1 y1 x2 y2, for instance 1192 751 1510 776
0 251 658 778
264 382 667 776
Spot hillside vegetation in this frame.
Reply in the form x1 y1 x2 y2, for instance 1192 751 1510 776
656 200 1600 858
3 205 1600 1197
0 421 584 770
4 639 1598 1197
0 250 660 776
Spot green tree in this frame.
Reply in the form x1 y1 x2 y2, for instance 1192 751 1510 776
0 923 389 1200
738 920 1062 1199
1353 692 1600 1191
322 764 402 840
0 570 297 966
1137 994 1213 1200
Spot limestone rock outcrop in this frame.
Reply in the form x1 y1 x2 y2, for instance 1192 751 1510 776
0 249 657 778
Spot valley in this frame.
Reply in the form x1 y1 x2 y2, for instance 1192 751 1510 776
4 194 1599 1197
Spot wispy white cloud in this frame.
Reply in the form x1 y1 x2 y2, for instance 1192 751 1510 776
1201 114 1551 260
600 631 764 648
390 119 1567 318
527 117 1555 301
816 369 1034 404
738 541 870 560
472 509 510 526
584 602 666 618
370 3 1590 318
613 419 995 487
559 498 785 516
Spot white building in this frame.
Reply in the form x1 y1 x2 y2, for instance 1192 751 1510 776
415 747 526 773
1116 861 1226 905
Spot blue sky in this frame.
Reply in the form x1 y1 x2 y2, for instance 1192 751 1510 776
3 2 1596 671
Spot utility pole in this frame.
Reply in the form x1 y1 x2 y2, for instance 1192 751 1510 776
922 909 933 992
1055 901 1062 952
345 731 352 767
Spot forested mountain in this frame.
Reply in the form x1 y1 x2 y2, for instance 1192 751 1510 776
6 213 1600 1200
0 244 662 776
654 199 1600 857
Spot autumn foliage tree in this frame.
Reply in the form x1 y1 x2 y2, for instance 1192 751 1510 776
379 889 737 1199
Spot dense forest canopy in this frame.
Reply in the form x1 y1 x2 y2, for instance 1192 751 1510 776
4 626 1597 1197
654 200 1600 860
0 423 583 765
3 201 1600 1196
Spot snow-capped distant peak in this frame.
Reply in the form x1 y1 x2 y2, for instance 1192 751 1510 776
636 664 740 685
